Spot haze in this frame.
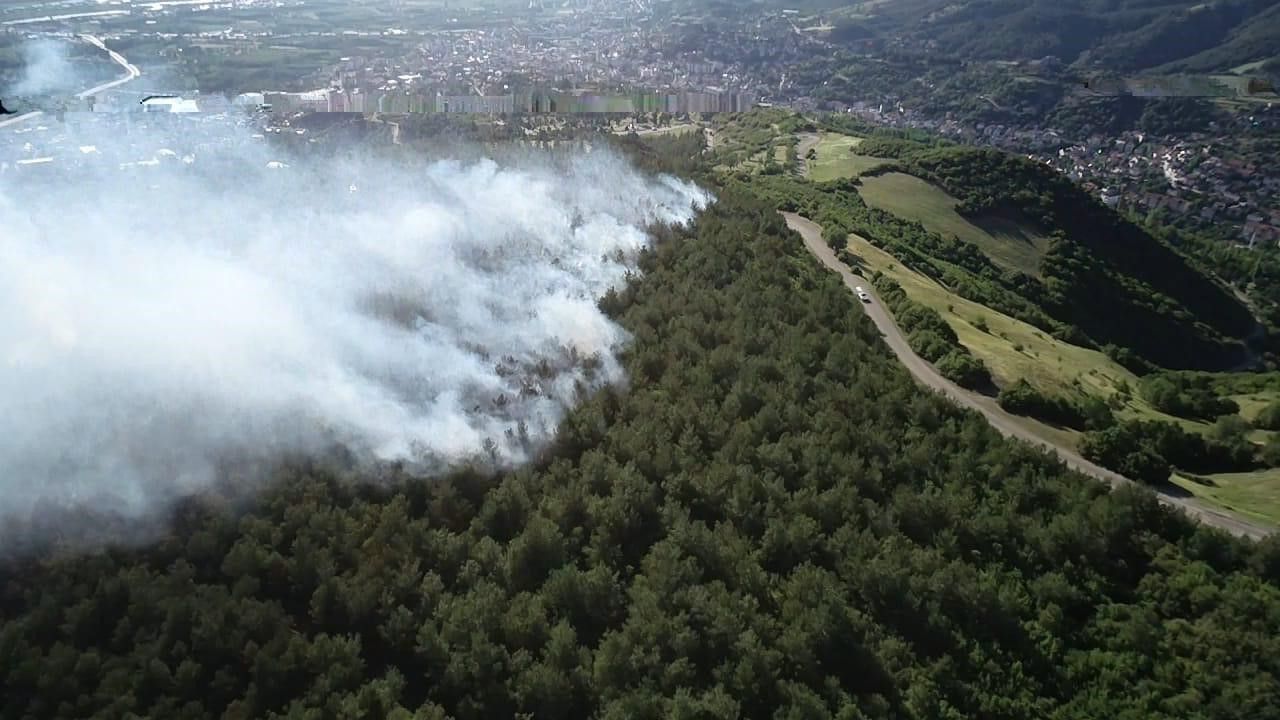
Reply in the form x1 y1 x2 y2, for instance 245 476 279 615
0 120 710 540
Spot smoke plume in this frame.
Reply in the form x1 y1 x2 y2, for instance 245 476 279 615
0 115 710 545
9 39 78 96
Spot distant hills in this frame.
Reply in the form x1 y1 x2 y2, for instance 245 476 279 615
838 0 1278 75
682 0 1280 78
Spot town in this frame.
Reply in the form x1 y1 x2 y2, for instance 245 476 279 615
2 0 1275 243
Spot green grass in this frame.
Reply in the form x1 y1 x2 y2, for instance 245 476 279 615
1172 470 1280 527
805 132 893 182
844 233 1207 440
857 173 1051 276
1230 393 1280 421
846 223 1280 526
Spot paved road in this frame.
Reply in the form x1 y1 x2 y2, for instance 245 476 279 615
77 34 141 98
783 212 1275 540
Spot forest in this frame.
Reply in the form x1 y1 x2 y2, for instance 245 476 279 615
2 140 1279 718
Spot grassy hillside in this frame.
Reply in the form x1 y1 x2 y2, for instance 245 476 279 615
840 229 1249 434
1174 469 1280 525
856 172 1050 276
716 116 1257 371
805 132 893 182
857 143 1256 370
741 154 1255 371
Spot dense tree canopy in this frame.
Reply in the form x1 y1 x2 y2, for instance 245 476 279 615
1 187 1278 720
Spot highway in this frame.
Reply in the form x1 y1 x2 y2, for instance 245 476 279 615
783 211 1276 541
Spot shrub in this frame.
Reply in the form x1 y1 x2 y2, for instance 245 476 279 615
1262 435 1280 467
936 350 991 389
1141 375 1241 419
1082 419 1255 482
1254 400 1280 431
997 379 1089 429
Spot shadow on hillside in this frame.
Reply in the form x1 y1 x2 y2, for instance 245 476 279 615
1154 478 1199 499
972 213 1042 249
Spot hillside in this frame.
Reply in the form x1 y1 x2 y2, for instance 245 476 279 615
737 135 1256 372
3 179 1279 720
714 0 1279 138
893 145 1257 368
814 0 1280 73
711 110 1280 523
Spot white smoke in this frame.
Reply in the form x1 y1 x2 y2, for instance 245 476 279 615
9 39 78 96
0 116 710 540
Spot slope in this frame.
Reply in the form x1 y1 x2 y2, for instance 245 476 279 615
849 141 1256 371
825 0 1280 72
3 187 1280 720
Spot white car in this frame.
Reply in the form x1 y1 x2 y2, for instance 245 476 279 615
855 286 872 303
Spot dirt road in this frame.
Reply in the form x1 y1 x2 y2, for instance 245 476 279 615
783 212 1275 540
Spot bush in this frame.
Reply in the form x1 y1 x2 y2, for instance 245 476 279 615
936 350 992 389
1255 400 1280 430
1141 375 1240 419
822 222 850 249
1081 422 1172 484
909 329 955 363
1208 415 1252 444
1262 435 1280 467
998 379 1088 429
1082 419 1255 482
1079 396 1117 430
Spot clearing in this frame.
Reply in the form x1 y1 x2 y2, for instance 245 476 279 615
805 131 892 181
857 172 1050 276
1173 469 1280 526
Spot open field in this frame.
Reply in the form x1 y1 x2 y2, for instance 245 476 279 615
1173 469 1280 526
804 132 894 181
1231 392 1280 421
857 172 1050 276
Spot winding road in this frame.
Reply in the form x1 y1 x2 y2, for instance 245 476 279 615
76 34 141 98
783 212 1275 540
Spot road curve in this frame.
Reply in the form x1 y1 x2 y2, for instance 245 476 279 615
77 34 141 98
783 212 1275 540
